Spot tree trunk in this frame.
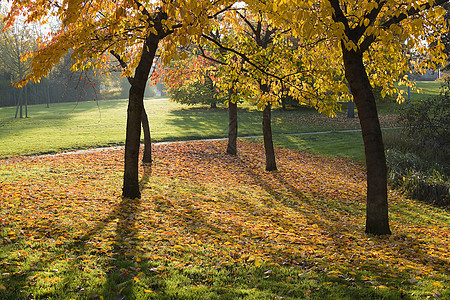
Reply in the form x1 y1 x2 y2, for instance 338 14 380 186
226 99 238 155
14 88 19 118
342 48 391 235
122 36 159 199
347 100 355 118
141 107 152 163
25 85 28 118
262 103 277 171
19 88 23 118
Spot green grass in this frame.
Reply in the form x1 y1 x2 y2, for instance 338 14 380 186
0 97 368 159
375 81 442 114
272 131 366 162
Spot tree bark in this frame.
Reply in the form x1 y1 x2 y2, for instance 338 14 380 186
141 107 152 163
14 88 19 118
122 36 159 199
262 103 277 171
19 88 23 118
226 99 238 155
347 100 355 118
25 85 28 118
342 48 391 235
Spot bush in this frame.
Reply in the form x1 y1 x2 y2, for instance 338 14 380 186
399 79 450 164
168 77 221 108
384 80 450 206
386 149 449 206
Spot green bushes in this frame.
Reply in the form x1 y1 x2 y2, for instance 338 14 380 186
386 149 449 206
384 79 450 207
168 77 221 108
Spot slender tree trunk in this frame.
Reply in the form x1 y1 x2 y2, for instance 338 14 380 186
262 103 277 171
342 48 391 235
122 36 159 199
19 88 23 119
47 83 50 108
14 88 19 118
25 85 28 118
226 99 238 155
141 107 152 163
347 100 355 118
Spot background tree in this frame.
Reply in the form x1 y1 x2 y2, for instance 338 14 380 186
0 21 36 117
201 9 341 170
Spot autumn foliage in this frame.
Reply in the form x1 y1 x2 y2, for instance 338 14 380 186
1 141 448 298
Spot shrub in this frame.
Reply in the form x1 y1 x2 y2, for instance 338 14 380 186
386 149 449 207
168 77 221 108
384 81 450 207
399 79 450 165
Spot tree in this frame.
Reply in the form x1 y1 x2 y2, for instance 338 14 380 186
5 0 235 199
257 0 448 234
0 21 36 117
201 9 341 171
157 55 223 108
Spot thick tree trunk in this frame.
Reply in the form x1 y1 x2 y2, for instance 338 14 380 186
226 99 238 155
262 103 277 171
342 49 391 235
141 107 152 163
122 37 159 199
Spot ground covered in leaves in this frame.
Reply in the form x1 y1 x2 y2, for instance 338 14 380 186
0 140 448 299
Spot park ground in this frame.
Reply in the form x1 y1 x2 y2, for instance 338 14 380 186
0 82 448 299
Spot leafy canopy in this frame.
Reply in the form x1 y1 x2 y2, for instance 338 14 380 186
250 0 448 102
4 0 235 87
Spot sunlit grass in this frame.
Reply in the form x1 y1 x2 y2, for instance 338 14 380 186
0 96 398 159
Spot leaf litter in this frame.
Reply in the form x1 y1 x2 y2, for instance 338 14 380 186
0 140 448 298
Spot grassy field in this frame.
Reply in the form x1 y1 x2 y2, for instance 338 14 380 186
1 81 441 160
0 140 448 299
0 97 392 160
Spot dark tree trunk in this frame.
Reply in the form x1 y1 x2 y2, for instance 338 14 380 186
47 83 50 108
347 100 355 118
342 48 391 235
141 107 152 163
122 36 159 199
19 88 23 118
25 85 28 118
226 99 238 155
210 101 217 108
262 103 277 171
14 88 19 118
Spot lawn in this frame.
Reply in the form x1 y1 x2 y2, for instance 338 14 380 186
1 97 399 160
0 140 449 299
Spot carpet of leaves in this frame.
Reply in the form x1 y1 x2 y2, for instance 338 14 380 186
0 140 448 299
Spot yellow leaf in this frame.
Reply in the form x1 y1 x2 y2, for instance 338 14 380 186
254 259 262 267
173 245 184 251
144 289 152 293
0 284 6 290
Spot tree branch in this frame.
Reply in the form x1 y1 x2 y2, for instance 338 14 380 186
110 50 134 84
